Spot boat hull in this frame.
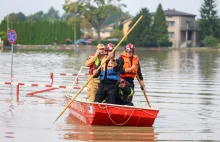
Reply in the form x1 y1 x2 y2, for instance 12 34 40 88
66 96 159 127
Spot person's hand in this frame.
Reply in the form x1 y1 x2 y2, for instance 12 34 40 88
131 65 136 70
94 50 99 57
93 69 98 75
109 52 114 58
118 82 125 88
141 85 146 94
111 58 117 67
126 95 131 101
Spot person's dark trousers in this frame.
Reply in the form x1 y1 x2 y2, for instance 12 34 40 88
94 83 117 104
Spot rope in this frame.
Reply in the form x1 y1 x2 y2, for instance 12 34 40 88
105 103 136 126
77 99 158 123
142 109 158 117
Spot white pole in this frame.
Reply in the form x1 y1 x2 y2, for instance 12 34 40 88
74 23 76 42
11 44 13 81
7 15 9 32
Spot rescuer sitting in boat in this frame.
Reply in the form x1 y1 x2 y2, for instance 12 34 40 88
93 43 121 104
116 78 134 106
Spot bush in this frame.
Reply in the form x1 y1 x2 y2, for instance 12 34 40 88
0 32 7 45
110 29 123 39
203 35 218 48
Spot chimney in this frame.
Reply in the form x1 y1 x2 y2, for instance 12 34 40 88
173 8 175 11
168 8 170 11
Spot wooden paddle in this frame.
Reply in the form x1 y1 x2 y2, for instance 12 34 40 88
135 72 151 107
54 15 143 123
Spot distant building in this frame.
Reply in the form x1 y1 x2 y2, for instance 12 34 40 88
122 18 133 36
92 23 114 39
122 9 197 48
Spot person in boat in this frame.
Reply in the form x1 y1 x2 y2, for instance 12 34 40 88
84 44 105 102
116 78 134 106
93 43 120 104
118 43 146 93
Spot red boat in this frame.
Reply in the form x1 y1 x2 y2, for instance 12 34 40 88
65 96 160 127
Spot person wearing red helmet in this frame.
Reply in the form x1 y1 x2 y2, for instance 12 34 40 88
118 43 146 94
93 43 121 104
84 44 105 102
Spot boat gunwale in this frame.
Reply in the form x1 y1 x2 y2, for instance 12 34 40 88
66 95 160 111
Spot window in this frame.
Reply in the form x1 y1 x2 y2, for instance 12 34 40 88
168 32 175 38
167 21 175 26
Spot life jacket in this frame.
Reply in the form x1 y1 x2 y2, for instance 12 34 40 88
100 57 120 81
120 53 139 78
89 54 100 75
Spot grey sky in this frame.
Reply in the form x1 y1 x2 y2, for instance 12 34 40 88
1 0 220 21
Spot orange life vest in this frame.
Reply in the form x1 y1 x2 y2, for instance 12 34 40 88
120 53 139 78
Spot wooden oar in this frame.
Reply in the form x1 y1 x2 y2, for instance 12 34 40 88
135 72 151 107
54 15 143 123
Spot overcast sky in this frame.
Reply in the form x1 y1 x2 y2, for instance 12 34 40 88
1 0 220 21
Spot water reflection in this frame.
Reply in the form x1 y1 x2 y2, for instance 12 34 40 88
198 51 219 79
1 48 220 141
60 115 157 141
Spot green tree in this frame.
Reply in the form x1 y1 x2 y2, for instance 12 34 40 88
203 35 218 47
199 0 220 40
0 32 7 45
63 0 126 43
127 8 153 47
44 7 60 22
152 3 169 47
110 29 123 38
16 12 26 22
26 11 45 22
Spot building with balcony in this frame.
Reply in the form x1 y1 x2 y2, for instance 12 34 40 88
123 9 197 48
152 9 197 48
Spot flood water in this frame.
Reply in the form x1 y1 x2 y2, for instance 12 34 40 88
0 46 220 141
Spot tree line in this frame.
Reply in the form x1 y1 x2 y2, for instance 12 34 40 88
0 20 80 45
198 0 220 48
1 0 219 47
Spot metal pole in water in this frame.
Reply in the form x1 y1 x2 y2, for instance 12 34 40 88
11 44 13 81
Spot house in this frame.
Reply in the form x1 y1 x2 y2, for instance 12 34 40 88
122 18 133 36
92 23 114 39
123 9 197 48
152 9 197 48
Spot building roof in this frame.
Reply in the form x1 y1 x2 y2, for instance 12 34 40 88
151 9 196 17
121 18 133 24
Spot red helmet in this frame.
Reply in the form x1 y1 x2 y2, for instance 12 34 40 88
105 43 115 51
125 43 135 52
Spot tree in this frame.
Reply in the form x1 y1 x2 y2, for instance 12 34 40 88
26 11 45 21
127 8 153 47
63 0 126 43
152 3 169 47
44 7 60 21
4 13 20 23
110 29 123 38
16 12 26 22
203 35 218 47
103 10 131 26
199 0 220 40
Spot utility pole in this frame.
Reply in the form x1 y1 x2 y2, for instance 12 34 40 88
7 15 9 32
74 23 76 42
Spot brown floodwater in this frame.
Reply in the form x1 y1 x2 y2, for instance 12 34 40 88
0 46 220 141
